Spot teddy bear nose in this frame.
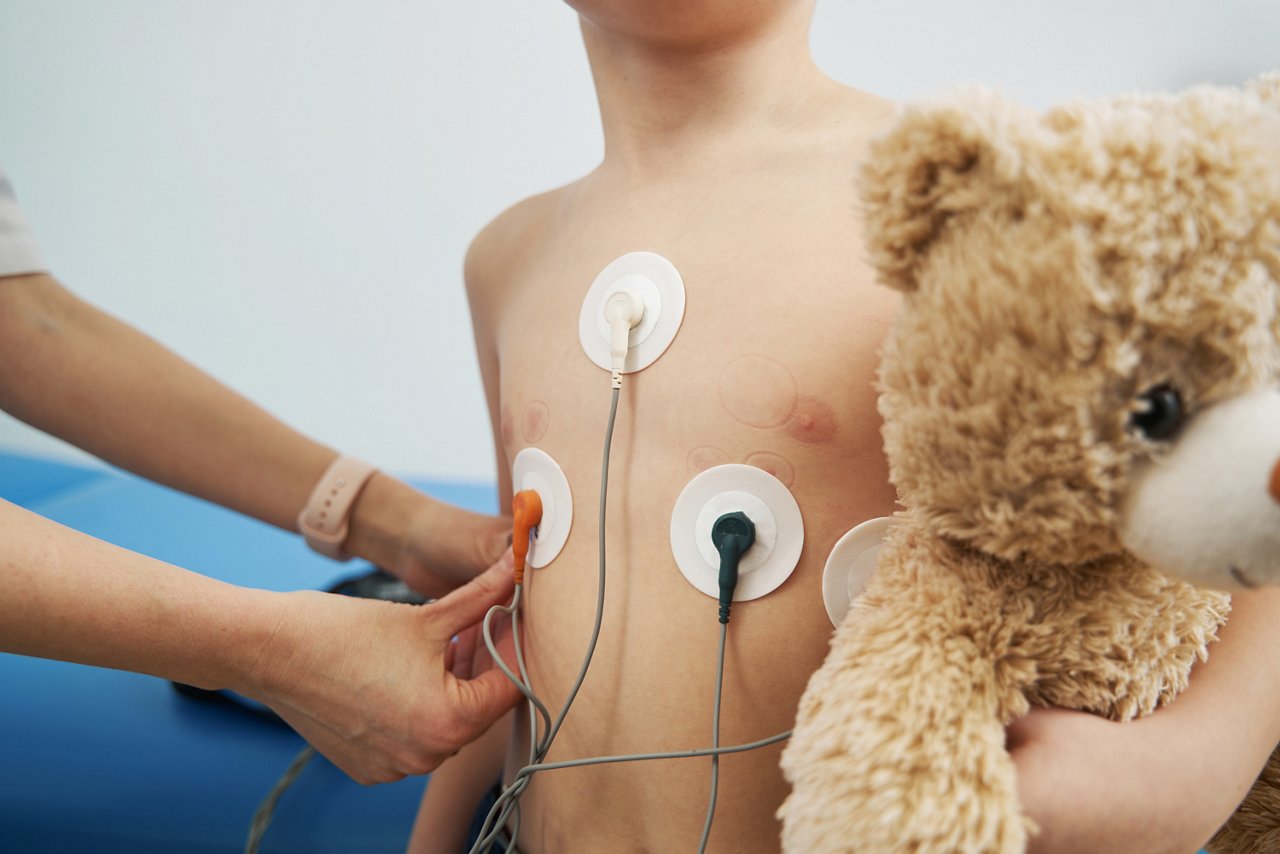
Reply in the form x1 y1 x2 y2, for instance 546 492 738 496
1271 458 1280 504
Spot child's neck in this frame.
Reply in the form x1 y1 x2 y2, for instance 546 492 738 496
580 7 837 181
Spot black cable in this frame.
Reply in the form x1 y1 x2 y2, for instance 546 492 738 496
244 745 316 854
698 512 751 853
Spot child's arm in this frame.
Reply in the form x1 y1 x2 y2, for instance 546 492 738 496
1009 588 1280 854
408 714 513 854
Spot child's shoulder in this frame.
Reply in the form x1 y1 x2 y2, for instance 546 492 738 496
464 184 576 301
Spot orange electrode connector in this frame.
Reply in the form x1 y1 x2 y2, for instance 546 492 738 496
512 489 544 584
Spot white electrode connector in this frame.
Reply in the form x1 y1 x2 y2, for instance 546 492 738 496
579 251 686 380
604 289 645 387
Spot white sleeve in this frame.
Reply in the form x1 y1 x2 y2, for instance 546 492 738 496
0 167 47 276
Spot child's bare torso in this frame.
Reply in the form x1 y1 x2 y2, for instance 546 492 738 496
469 92 900 853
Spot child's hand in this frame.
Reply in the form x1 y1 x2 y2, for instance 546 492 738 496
243 553 521 785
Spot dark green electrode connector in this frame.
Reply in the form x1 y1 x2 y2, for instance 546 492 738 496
711 511 756 625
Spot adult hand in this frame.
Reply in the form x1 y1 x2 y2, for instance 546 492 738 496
346 473 511 598
395 498 511 597
245 552 521 784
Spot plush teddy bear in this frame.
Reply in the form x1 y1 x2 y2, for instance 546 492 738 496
779 76 1280 853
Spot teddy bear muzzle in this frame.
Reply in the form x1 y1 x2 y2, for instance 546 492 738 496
1119 386 1280 590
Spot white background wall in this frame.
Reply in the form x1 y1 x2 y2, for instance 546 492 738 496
1 1 1276 484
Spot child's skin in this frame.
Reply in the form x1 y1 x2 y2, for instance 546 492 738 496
411 2 1280 852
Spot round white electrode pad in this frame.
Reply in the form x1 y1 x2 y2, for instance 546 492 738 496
512 447 573 568
579 251 685 374
821 516 892 628
670 464 804 602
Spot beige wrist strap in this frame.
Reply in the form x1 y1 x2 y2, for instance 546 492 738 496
297 456 378 560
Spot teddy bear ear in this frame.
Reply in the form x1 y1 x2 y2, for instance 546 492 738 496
859 89 1027 293
1246 72 1280 109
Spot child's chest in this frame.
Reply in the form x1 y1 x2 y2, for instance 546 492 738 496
493 184 897 464
491 270 898 621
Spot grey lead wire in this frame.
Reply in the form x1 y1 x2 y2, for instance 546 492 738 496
473 584 543 852
246 533 542 854
472 583 544 854
478 386 622 850
473 729 796 853
472 383 790 852
512 604 540 766
511 595 536 850
482 585 553 743
470 386 621 854
697 622 728 854
539 385 619 752
509 729 792 778
250 391 620 854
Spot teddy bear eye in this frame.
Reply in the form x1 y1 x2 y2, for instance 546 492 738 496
1129 385 1184 441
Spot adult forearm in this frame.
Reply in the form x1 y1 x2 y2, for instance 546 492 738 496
0 497 281 691
0 273 333 532
0 273 509 585
2 496 523 783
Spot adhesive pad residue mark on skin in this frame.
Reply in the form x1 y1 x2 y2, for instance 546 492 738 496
522 400 550 443
687 445 732 476
500 405 515 453
719 354 799 429
744 451 796 488
785 395 839 445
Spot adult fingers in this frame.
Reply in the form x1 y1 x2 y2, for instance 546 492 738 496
445 635 458 673
452 625 479 680
476 513 514 568
427 552 514 638
446 667 522 746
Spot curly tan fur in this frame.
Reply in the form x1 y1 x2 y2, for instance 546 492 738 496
780 78 1280 853
1210 752 1280 852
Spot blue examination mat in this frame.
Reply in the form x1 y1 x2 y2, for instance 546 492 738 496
0 451 497 853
